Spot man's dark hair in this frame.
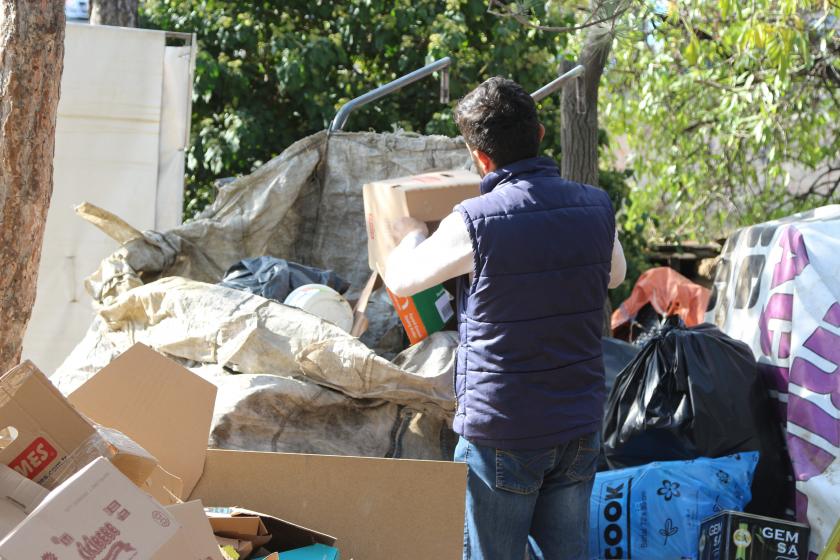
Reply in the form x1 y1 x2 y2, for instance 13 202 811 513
453 77 540 168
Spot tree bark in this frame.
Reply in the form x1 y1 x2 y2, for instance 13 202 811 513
560 26 613 186
91 0 138 27
561 25 615 334
0 1 65 374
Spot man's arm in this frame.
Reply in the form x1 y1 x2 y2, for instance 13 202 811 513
383 212 474 297
609 231 627 289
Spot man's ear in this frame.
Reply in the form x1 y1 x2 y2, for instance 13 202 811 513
471 148 495 174
538 123 546 143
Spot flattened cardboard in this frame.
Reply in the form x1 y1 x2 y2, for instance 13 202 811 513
153 500 224 560
69 343 217 497
191 450 467 560
0 361 155 489
0 457 179 559
143 463 185 506
363 168 480 275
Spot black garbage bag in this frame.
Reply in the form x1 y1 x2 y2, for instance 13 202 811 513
603 317 789 516
219 257 350 302
603 337 640 400
598 337 641 471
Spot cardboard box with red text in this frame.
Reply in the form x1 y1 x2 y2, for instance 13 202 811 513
21 343 466 560
0 457 179 559
0 361 157 490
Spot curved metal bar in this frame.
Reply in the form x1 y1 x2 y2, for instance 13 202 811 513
329 57 452 133
531 64 585 103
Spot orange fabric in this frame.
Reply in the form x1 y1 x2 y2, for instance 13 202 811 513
611 267 711 332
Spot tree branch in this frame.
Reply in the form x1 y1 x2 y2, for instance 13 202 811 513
795 163 840 200
486 0 636 34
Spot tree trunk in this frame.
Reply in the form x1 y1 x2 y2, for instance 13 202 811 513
560 26 612 186
91 0 138 27
561 25 614 335
0 1 65 374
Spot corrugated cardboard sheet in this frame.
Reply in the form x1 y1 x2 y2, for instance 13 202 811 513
192 450 466 560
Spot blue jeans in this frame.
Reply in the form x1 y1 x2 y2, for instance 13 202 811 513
454 432 599 560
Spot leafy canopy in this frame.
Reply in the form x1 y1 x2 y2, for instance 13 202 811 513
141 0 579 218
602 0 840 241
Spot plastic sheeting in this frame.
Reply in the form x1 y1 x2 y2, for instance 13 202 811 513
707 205 840 555
219 257 350 302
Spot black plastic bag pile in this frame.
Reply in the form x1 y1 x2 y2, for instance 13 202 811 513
603 317 790 516
219 257 350 303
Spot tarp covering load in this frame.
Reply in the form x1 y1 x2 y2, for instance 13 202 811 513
611 267 711 341
82 130 470 305
707 205 840 555
603 319 787 517
54 277 458 460
58 130 471 461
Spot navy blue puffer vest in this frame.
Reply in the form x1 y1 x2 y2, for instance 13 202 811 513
453 156 615 449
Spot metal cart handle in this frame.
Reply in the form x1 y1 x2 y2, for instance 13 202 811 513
531 64 585 102
329 57 452 133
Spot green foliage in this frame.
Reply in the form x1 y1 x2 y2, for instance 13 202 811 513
140 0 582 218
602 0 840 242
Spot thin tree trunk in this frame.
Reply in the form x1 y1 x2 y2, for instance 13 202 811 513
0 1 65 373
561 24 615 335
560 26 612 187
91 0 138 27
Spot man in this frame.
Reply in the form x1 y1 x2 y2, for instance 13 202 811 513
382 77 626 559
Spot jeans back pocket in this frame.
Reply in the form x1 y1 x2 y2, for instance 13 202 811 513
495 447 557 495
566 431 600 482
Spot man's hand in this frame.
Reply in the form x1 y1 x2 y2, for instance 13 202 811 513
390 216 428 245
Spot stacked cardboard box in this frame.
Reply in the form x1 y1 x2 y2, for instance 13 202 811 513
0 343 466 559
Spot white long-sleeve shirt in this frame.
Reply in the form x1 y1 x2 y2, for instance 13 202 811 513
384 210 627 298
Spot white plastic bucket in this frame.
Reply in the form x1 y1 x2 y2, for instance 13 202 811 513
284 284 354 332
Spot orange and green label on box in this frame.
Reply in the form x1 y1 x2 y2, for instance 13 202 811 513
387 285 454 345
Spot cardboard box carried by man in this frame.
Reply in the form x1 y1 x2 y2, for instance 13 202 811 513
362 168 480 344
